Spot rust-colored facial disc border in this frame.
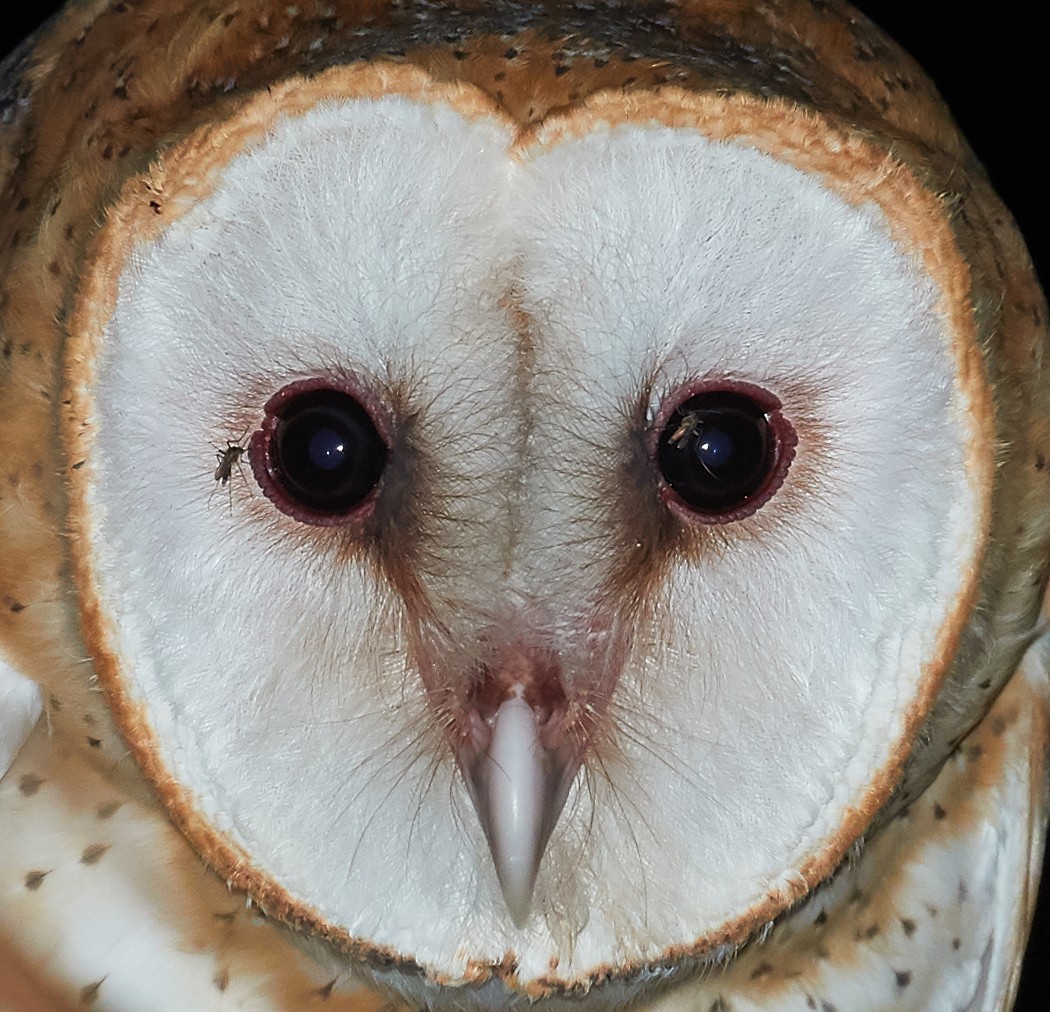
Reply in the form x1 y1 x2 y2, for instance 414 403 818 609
62 61 992 996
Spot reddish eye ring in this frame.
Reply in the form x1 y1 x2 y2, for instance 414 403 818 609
655 381 796 524
250 377 389 527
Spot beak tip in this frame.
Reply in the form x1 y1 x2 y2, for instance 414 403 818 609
499 869 536 927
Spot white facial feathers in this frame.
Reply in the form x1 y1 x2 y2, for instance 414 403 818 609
83 93 980 984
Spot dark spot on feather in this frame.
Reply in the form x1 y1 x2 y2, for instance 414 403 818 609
18 774 44 795
86 736 101 748
932 802 946 820
214 969 230 992
81 844 110 865
900 918 916 937
895 970 912 988
97 801 121 820
25 870 48 890
316 978 337 998
80 979 105 1005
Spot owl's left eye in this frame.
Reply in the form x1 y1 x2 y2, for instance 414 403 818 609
655 385 795 522
250 379 388 525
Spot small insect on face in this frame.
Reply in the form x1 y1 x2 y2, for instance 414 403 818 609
668 411 702 449
214 440 247 485
210 432 250 510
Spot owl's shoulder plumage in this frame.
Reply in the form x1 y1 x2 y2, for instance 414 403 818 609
656 645 1050 1011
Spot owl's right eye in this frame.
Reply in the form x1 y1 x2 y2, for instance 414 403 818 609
250 380 388 525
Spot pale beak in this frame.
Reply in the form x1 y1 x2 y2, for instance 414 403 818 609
460 685 579 925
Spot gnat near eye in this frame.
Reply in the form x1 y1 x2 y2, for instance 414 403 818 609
656 386 796 522
250 379 388 526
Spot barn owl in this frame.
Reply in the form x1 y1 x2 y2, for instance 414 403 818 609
1 1 1048 1010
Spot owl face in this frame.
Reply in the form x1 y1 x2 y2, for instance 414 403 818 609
61 59 992 988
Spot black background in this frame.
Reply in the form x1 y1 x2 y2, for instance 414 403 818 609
1 2 1047 1008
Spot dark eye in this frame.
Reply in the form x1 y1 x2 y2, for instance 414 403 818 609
251 380 388 525
656 387 794 521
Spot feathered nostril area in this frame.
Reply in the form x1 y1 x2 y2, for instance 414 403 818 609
468 650 568 735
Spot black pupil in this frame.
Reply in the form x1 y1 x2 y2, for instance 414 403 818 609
273 390 386 512
657 392 774 512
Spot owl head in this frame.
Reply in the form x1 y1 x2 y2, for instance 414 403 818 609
1 0 1047 1006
